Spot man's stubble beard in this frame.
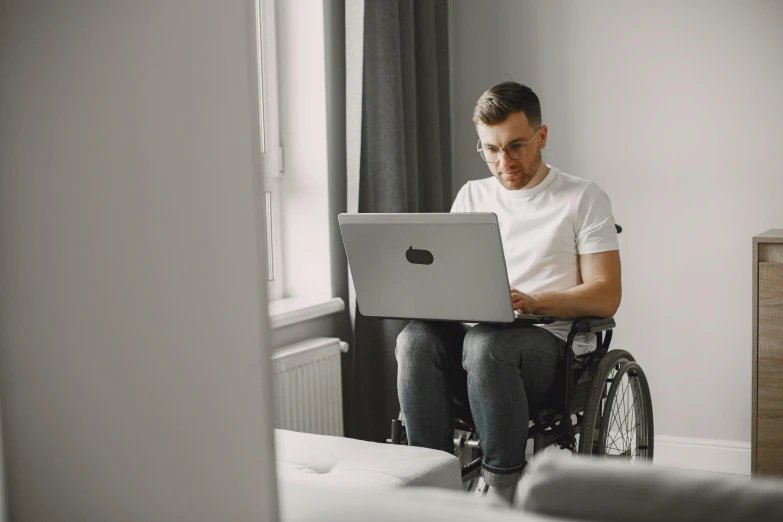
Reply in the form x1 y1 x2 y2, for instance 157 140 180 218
499 150 543 191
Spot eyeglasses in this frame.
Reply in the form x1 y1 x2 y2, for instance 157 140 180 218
476 126 542 163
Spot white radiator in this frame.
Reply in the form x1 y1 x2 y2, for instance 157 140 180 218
271 337 349 436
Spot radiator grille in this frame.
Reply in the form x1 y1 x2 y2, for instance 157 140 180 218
271 337 347 436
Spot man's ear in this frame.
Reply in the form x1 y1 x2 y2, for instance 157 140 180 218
538 124 548 149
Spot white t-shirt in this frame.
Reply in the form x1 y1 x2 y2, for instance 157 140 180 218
450 165 619 355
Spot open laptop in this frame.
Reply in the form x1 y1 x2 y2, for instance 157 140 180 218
338 212 558 324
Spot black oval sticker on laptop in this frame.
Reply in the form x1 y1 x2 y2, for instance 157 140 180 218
406 246 434 265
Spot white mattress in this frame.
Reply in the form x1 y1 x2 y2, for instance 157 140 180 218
275 429 461 491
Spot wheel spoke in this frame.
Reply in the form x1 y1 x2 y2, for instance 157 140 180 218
615 394 627 436
608 434 624 455
610 386 627 437
614 377 629 434
619 376 630 433
626 383 645 455
621 391 638 452
607 404 621 442
622 394 638 428
606 422 625 455
622 382 638 453
602 367 623 454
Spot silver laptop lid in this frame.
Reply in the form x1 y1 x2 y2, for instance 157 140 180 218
339 213 516 323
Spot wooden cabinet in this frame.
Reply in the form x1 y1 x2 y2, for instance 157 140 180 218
753 229 783 476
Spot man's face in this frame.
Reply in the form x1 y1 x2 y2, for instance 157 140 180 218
476 111 547 191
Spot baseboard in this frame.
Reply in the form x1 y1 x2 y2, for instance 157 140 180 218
653 435 751 476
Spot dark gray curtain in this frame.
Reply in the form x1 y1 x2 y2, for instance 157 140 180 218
347 0 452 442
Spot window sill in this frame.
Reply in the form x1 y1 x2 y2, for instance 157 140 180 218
268 296 345 329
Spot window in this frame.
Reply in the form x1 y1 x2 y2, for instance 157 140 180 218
255 0 335 310
255 0 283 300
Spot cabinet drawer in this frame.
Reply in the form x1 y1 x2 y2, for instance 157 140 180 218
758 262 783 475
759 243 783 263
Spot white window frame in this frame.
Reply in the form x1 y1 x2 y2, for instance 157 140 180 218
255 0 284 301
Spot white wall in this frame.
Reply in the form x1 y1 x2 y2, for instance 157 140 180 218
0 1 278 520
450 0 783 462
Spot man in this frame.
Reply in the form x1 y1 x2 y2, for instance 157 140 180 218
395 81 621 502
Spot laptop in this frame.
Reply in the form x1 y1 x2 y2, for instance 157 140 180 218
338 212 558 324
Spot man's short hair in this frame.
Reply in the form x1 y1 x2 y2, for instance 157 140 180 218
472 81 542 128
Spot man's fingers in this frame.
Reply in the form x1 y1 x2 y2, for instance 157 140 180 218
512 295 530 312
511 289 534 314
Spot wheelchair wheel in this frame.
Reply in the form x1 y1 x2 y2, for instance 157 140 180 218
578 349 654 460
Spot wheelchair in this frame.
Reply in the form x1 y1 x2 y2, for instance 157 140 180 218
388 225 655 490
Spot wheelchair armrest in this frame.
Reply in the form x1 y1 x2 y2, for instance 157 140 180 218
570 316 616 334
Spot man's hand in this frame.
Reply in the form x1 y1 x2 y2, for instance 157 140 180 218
510 287 539 314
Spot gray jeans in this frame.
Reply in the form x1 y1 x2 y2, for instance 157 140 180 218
395 320 565 487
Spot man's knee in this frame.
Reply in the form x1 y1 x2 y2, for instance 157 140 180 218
462 324 523 372
395 320 448 366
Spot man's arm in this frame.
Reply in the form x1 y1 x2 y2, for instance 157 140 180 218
511 250 622 319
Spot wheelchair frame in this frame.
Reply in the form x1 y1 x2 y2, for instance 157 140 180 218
388 225 654 480
529 315 617 454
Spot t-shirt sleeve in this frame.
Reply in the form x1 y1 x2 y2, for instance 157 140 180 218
450 182 471 213
575 182 620 254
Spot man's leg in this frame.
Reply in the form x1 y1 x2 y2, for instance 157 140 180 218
462 323 564 487
395 320 468 453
